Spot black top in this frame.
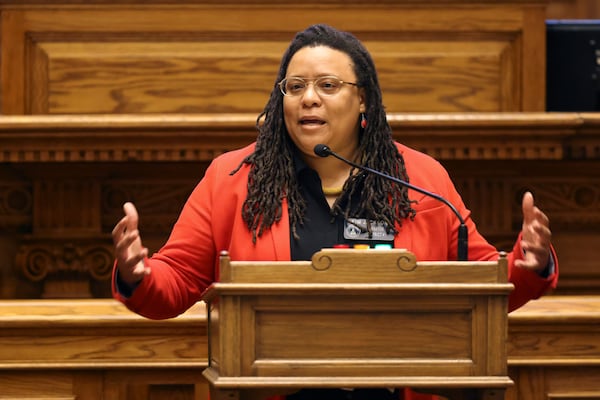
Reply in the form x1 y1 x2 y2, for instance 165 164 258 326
290 153 394 261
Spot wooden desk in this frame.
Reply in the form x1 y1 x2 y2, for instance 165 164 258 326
507 296 600 400
1 296 599 399
0 299 209 400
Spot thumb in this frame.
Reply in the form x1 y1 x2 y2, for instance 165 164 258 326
521 191 535 224
123 202 139 232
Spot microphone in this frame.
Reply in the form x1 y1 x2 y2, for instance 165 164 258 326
314 143 468 261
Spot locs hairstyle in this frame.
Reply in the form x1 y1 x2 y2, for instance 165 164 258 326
231 24 415 242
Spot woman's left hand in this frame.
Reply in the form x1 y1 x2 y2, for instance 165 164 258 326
514 191 552 272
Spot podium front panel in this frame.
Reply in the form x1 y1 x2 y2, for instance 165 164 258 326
204 249 512 389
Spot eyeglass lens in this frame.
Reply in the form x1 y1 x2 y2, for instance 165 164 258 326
281 76 346 96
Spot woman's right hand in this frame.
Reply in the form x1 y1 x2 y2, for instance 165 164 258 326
112 202 151 285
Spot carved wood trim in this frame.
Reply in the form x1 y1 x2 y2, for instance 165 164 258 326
15 239 114 298
0 112 598 162
0 0 552 5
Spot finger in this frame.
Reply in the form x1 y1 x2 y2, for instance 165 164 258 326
114 229 141 258
514 257 536 270
123 202 139 232
521 191 535 224
133 255 152 276
534 207 550 229
514 249 549 271
111 215 129 243
125 247 149 270
521 238 551 258
120 251 151 285
518 222 551 272
523 210 552 247
117 244 149 279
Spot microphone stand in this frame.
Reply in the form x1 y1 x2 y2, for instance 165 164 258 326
314 144 468 261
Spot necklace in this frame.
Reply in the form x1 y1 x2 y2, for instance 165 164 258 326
322 186 344 196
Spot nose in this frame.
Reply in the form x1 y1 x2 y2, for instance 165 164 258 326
301 82 321 106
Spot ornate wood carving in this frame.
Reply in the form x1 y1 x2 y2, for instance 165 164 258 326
0 182 32 231
0 112 597 162
15 240 113 298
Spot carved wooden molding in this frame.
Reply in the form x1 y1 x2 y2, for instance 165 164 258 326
0 113 598 162
15 239 114 298
0 182 32 230
0 0 551 4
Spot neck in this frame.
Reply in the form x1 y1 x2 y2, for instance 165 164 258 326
322 185 344 196
306 147 360 185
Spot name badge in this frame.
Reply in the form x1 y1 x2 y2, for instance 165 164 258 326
343 218 395 241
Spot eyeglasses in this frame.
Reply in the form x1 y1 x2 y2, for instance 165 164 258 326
278 76 358 97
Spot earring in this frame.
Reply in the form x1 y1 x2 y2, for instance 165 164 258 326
360 113 367 129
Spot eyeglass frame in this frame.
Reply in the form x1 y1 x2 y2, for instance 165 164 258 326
278 75 358 97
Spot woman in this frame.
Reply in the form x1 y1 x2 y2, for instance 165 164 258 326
112 24 558 400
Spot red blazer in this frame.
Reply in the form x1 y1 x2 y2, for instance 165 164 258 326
114 142 557 318
113 142 558 399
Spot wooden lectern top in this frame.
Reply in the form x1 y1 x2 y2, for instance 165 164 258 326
215 248 509 283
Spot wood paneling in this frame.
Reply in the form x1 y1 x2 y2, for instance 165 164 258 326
547 0 600 19
0 296 598 399
0 112 598 299
507 296 600 400
0 1 549 114
0 299 208 400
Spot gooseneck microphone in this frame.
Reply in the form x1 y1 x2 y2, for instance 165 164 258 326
314 143 468 261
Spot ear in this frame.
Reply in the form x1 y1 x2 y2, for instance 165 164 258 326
358 88 367 113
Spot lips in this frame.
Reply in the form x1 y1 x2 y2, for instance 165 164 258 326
300 117 326 125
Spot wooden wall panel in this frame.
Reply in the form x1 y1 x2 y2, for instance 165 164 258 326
0 112 598 299
371 41 516 112
0 1 550 114
547 0 600 19
34 41 283 114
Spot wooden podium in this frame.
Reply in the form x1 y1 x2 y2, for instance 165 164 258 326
202 249 514 400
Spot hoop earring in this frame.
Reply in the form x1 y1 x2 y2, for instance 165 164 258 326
360 113 367 129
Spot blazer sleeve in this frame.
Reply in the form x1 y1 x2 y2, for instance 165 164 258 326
112 154 226 319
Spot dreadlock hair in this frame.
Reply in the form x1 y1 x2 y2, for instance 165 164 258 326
231 23 416 243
